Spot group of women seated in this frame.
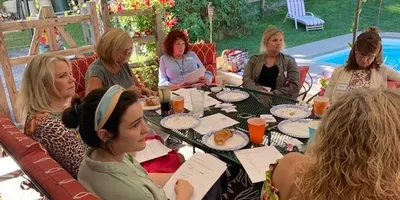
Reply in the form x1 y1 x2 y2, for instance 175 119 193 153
15 25 400 200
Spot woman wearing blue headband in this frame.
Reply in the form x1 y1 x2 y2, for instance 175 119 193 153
62 85 194 199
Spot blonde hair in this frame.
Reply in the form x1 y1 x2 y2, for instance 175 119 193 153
17 54 70 119
95 28 133 65
293 88 400 200
259 27 286 52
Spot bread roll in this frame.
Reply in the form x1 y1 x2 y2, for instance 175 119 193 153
214 129 233 145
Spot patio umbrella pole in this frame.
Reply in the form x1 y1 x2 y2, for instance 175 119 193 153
208 2 214 43
376 0 383 27
352 0 362 45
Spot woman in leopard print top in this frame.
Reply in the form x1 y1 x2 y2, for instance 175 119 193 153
18 54 86 178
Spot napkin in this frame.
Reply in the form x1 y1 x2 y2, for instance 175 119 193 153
214 103 234 108
260 114 277 123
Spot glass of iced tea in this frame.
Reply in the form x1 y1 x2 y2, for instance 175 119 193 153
172 96 185 113
313 96 329 117
247 118 266 144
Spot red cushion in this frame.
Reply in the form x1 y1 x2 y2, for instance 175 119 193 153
70 55 99 97
387 81 400 88
188 43 217 82
0 115 41 160
298 66 310 86
19 151 99 200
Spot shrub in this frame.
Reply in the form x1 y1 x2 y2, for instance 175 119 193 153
170 0 259 42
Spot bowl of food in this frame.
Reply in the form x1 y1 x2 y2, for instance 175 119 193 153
210 87 222 93
140 96 161 110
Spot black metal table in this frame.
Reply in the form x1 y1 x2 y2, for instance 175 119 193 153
144 86 306 165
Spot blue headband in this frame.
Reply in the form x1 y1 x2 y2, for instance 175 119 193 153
94 85 125 131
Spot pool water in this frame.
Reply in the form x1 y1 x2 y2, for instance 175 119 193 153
313 39 400 70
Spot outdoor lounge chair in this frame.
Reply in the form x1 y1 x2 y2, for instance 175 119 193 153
284 0 324 31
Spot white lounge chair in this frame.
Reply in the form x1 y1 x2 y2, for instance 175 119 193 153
284 0 324 31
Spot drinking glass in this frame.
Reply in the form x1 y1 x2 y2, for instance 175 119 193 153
172 96 185 114
158 85 171 116
190 89 204 117
215 75 227 88
313 96 329 117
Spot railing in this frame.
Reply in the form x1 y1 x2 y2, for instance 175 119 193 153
0 2 99 121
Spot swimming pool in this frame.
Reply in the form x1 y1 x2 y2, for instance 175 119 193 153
313 39 400 70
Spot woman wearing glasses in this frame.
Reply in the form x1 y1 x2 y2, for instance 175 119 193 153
158 30 213 88
85 28 157 97
324 26 400 104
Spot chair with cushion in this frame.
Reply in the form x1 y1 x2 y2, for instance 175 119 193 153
0 115 99 200
70 55 99 100
188 43 217 83
284 0 324 31
298 65 313 100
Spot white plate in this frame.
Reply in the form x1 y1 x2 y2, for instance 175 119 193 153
278 119 311 138
139 99 161 110
216 90 249 102
202 129 249 151
160 113 200 130
270 104 311 119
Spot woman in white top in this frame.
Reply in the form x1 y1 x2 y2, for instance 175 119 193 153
324 26 400 104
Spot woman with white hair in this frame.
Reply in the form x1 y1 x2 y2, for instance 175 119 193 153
242 27 300 98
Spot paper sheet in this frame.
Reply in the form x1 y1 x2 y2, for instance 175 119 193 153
234 146 283 183
173 88 220 111
163 152 227 200
184 67 206 84
135 139 172 163
193 113 239 135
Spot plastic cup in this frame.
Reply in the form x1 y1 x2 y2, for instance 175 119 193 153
308 120 320 143
247 118 266 144
172 96 185 113
313 96 329 116
190 90 204 117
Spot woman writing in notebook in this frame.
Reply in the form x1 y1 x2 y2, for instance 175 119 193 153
159 30 213 88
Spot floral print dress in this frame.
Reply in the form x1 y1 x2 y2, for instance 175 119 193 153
348 69 372 91
260 161 280 200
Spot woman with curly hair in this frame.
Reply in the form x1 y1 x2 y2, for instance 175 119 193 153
158 30 213 87
261 88 400 200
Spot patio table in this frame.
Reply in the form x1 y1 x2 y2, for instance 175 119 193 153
144 86 308 165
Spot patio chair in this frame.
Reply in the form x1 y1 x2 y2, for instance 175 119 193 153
284 0 325 31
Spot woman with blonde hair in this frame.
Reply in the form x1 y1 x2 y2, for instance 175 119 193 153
324 26 400 104
242 27 300 98
85 28 157 97
261 88 400 200
17 54 86 178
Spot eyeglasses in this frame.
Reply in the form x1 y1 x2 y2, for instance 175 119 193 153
355 51 377 60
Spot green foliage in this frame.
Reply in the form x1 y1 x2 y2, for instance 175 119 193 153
132 65 159 90
171 0 259 42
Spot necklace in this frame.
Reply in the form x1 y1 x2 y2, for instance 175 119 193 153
174 55 185 79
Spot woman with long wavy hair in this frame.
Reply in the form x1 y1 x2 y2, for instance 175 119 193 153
261 88 400 200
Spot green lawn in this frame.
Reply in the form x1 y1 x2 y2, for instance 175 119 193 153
4 0 400 55
216 0 400 56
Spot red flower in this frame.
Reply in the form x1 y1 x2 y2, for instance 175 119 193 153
144 0 150 6
135 32 142 37
168 0 175 6
165 21 173 28
117 3 123 12
171 16 178 25
145 29 152 35
132 2 139 9
108 5 112 12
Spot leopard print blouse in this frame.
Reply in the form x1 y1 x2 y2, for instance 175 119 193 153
24 112 88 178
